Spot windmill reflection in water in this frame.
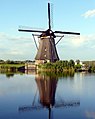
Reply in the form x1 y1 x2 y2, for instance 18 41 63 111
19 72 80 119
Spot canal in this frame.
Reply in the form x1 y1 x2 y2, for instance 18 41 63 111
0 71 95 119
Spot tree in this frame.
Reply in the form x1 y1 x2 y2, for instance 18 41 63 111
69 59 75 67
76 59 80 64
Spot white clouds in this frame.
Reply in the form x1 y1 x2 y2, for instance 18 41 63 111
0 32 34 42
0 32 7 39
70 36 84 47
1 32 95 60
64 34 95 48
0 32 37 60
82 9 95 18
58 33 95 60
8 49 24 55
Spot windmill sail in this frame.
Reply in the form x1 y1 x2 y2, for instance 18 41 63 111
18 29 44 33
54 31 80 35
18 2 80 64
48 3 51 30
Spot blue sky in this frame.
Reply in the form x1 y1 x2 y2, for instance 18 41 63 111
0 0 95 61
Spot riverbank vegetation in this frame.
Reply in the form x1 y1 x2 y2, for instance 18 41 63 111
0 60 25 71
38 60 95 72
38 60 75 72
1 59 95 73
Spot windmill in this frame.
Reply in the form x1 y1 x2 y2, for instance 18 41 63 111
18 3 80 64
19 73 80 119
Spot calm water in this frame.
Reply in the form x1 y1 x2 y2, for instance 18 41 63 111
0 71 95 119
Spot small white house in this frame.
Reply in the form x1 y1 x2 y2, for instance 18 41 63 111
75 60 88 71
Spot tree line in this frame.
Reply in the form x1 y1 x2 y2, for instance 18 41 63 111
38 60 95 72
38 60 75 72
1 59 95 72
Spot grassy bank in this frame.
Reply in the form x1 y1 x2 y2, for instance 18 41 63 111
0 63 25 71
1 60 95 73
0 63 24 68
38 60 75 72
37 60 95 72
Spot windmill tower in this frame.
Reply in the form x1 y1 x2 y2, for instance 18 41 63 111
18 3 80 64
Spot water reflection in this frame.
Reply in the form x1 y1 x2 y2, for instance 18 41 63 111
85 111 95 119
0 70 24 78
19 71 80 119
0 69 75 78
35 73 58 119
1 70 95 119
35 72 57 108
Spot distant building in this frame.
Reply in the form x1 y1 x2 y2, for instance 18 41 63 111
75 60 88 71
25 62 36 70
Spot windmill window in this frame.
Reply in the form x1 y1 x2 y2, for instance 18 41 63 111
45 48 47 51
44 54 46 57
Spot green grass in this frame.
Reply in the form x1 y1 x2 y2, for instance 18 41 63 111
0 63 25 69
